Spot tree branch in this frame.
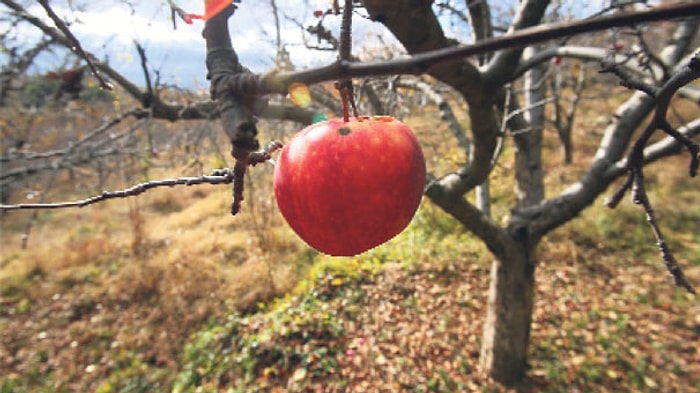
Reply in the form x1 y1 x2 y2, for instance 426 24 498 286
6 0 699 119
0 169 238 212
603 118 700 180
609 53 700 203
482 0 549 88
36 0 112 91
258 1 700 94
603 59 700 290
424 175 510 258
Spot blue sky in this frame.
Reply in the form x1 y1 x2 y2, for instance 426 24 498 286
2 0 612 89
2 1 395 89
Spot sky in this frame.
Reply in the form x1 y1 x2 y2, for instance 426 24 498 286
2 0 613 89
2 0 398 89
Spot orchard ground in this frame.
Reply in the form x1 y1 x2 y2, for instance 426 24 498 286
1 97 699 392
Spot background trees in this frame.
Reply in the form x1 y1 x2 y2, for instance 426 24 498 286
1 0 699 390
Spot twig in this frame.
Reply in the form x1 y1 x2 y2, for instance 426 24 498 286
626 164 695 294
600 59 660 97
605 53 700 294
1 169 237 212
167 0 194 28
0 140 284 214
253 2 700 96
134 42 154 108
229 141 284 215
37 0 112 91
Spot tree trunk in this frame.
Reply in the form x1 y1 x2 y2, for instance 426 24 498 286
479 46 545 384
479 223 536 384
514 46 546 207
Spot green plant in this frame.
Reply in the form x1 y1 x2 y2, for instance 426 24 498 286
173 260 371 392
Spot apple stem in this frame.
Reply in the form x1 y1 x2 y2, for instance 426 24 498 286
336 80 355 122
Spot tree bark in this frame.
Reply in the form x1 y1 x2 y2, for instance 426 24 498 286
479 46 545 385
479 229 536 384
514 46 546 208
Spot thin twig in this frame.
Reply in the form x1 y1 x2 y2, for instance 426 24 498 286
605 53 700 293
1 169 237 212
600 60 660 97
135 42 154 108
37 0 112 90
635 172 695 294
0 139 284 214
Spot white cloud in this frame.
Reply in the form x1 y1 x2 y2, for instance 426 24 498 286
25 2 202 46
4 0 397 87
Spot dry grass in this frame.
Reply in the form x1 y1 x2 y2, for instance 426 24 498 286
0 147 313 391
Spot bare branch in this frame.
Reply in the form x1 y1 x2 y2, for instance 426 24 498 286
36 0 112 91
639 193 695 293
199 2 700 96
134 42 154 107
600 59 660 96
601 54 700 293
483 0 549 87
0 169 238 212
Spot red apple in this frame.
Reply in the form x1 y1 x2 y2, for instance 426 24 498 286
552 56 562 65
313 10 324 17
273 116 426 256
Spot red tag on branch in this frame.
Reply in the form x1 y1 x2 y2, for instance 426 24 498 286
203 0 232 20
183 13 199 24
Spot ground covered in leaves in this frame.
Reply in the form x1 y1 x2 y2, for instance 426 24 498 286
172 254 699 393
